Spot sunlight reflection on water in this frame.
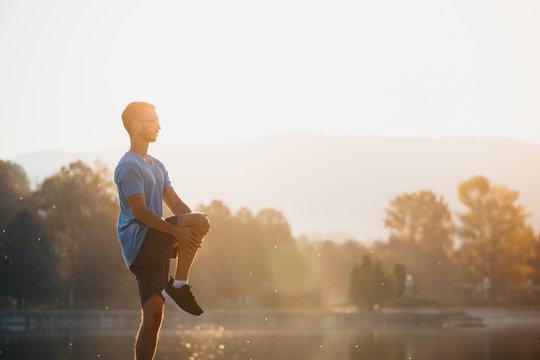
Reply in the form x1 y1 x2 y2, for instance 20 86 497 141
1 311 540 360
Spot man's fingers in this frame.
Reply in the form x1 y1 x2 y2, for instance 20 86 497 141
180 240 201 251
175 227 204 250
190 229 205 243
190 233 203 244
186 239 198 250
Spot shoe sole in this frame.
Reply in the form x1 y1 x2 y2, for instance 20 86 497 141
161 289 204 317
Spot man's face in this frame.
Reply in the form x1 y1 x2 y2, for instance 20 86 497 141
134 108 161 143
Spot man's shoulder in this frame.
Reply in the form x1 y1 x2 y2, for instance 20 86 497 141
149 154 166 169
116 152 139 167
114 153 141 179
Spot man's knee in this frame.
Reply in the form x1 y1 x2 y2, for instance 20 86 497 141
195 213 210 233
190 212 210 225
178 212 210 235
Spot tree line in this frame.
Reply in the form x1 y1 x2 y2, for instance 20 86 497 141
0 159 539 310
377 180 540 302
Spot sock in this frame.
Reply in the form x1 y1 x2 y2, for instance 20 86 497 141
173 279 188 289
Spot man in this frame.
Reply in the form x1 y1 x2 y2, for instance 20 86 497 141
114 101 210 360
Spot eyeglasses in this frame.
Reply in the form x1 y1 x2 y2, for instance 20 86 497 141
137 119 160 125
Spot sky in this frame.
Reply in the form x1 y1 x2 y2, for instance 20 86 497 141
1 0 540 159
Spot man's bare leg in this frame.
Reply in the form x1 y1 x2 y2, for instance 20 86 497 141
174 240 198 281
173 213 209 281
135 293 164 360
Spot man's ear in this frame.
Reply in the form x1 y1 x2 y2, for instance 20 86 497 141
130 121 141 134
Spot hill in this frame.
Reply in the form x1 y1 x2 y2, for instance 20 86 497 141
10 134 540 242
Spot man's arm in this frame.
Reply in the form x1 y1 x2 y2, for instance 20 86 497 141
127 193 202 251
163 187 191 215
163 187 210 237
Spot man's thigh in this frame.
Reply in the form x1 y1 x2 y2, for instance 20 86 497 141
132 216 179 266
130 259 170 308
129 216 179 307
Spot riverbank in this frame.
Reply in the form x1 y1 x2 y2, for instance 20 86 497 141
0 307 489 332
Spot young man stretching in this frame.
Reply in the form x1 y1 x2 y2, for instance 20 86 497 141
114 101 210 360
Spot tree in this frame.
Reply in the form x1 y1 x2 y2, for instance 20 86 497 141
314 239 368 305
0 209 58 309
349 264 361 306
528 236 540 286
382 190 454 294
393 263 406 298
0 160 30 227
457 176 535 298
195 201 312 307
194 200 239 304
254 208 308 306
32 160 128 308
349 255 397 311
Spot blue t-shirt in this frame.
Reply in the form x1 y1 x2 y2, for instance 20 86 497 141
114 151 173 268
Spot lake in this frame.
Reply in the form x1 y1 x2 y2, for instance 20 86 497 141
1 308 539 360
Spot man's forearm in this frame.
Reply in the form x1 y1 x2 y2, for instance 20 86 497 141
134 206 180 236
163 187 192 215
169 198 191 215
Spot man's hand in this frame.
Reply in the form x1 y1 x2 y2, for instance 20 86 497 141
173 226 203 252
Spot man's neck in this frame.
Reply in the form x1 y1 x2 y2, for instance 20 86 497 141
129 137 149 159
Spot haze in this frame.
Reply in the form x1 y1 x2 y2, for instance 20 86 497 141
11 135 540 243
2 0 540 159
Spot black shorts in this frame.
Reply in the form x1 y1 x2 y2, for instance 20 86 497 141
129 216 179 307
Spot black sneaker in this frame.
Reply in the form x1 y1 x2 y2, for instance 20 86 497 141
162 277 204 317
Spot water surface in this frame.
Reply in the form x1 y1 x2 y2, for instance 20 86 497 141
1 309 539 360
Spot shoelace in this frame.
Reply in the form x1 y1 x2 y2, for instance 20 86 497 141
179 284 196 300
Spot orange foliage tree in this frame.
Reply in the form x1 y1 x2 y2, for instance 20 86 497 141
457 176 535 299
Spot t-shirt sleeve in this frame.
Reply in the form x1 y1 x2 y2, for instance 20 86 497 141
116 163 145 197
163 166 173 189
154 158 173 189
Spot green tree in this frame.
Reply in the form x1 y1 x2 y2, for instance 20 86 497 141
32 160 128 308
230 207 267 303
312 239 368 305
393 263 406 298
349 263 362 306
382 190 454 295
0 160 30 227
255 208 308 306
194 200 239 305
195 201 311 307
349 255 396 311
0 209 58 309
371 260 396 308
457 176 535 298
528 236 540 286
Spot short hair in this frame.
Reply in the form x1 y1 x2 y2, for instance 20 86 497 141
121 102 156 132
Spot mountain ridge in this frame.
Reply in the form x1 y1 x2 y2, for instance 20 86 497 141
9 134 540 242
